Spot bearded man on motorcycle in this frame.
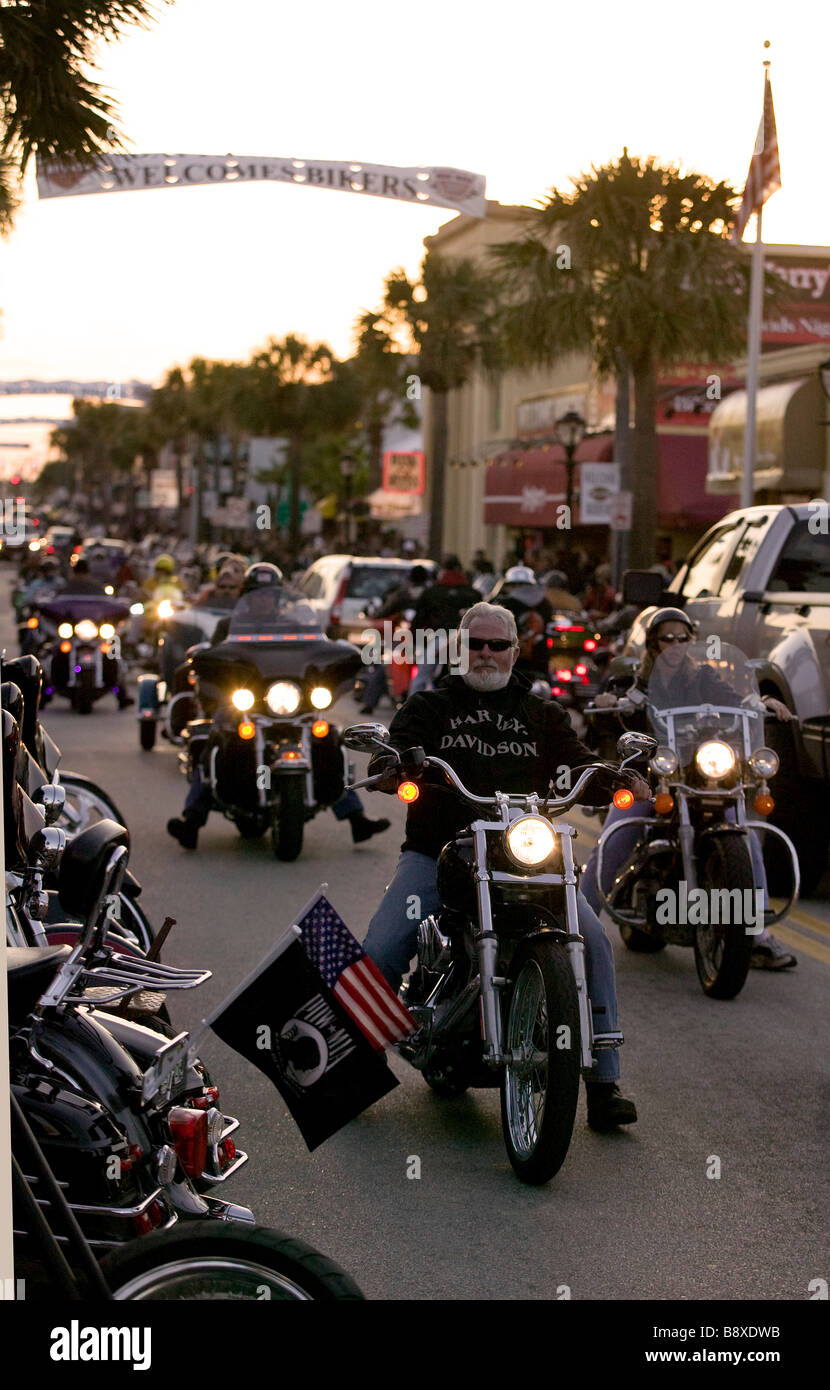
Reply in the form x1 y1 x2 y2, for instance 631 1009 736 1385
362 600 651 1131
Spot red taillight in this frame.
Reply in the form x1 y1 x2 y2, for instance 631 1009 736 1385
133 1199 164 1236
187 1085 221 1111
329 573 350 627
575 664 588 675
584 639 597 651
546 637 553 648
552 685 563 697
218 1137 236 1170
168 1107 208 1177
555 669 573 680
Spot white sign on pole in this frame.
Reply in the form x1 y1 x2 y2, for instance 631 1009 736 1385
609 491 633 532
150 469 179 509
36 155 487 218
579 464 620 524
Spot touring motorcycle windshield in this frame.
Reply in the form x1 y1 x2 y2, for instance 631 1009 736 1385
226 591 323 638
646 641 766 766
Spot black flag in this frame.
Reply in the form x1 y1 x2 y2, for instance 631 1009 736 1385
205 924 398 1151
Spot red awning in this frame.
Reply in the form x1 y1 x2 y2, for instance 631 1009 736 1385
658 433 738 525
484 435 614 527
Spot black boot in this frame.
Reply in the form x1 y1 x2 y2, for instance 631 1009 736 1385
117 691 135 708
585 1081 637 1131
349 812 390 844
167 814 200 850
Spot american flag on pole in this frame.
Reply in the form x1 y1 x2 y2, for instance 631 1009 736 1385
298 894 417 1050
732 69 781 243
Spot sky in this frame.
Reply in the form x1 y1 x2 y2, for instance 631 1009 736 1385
1 0 828 469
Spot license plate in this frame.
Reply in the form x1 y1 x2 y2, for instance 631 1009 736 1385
142 1032 191 1103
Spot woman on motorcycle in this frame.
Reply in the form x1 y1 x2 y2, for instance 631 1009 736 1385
580 608 797 970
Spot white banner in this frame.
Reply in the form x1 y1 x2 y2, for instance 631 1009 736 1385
36 154 486 217
579 463 619 525
149 469 179 509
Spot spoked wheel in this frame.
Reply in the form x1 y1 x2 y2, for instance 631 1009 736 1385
100 1223 365 1301
272 777 305 861
57 772 127 835
500 939 580 1185
694 835 755 999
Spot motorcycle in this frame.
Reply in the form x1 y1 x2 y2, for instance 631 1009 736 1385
179 593 361 859
6 772 364 1299
586 642 800 998
38 593 132 713
343 720 653 1185
545 611 607 713
136 597 232 751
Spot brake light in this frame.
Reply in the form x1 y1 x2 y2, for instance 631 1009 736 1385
218 1137 236 1169
552 685 563 697
133 1199 165 1237
575 664 588 675
188 1085 221 1110
168 1107 208 1177
584 639 597 651
546 637 553 648
329 573 350 628
555 669 573 681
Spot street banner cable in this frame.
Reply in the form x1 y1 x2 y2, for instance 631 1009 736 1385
35 153 487 217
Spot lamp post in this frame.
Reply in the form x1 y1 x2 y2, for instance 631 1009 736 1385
554 410 586 518
339 455 356 549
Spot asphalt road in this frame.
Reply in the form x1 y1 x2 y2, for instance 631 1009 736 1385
5 573 829 1303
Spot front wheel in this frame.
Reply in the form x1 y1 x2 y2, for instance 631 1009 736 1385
272 777 305 861
99 1222 365 1301
71 673 94 715
500 938 580 1185
694 835 755 999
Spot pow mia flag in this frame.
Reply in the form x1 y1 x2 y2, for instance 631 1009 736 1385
204 895 398 1151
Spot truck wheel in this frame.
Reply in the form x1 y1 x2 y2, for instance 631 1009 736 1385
763 720 829 897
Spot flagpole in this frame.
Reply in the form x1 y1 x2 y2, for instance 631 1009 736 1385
742 201 765 509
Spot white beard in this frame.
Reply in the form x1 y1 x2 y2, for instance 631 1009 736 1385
462 667 513 692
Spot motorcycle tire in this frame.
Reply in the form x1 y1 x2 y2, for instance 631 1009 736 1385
234 813 269 839
139 720 157 751
500 938 580 1185
693 835 754 999
99 1222 365 1301
71 679 94 715
58 772 127 834
272 778 305 861
618 922 667 953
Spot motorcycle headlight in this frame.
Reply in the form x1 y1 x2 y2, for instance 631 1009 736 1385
58 622 73 639
748 747 780 779
266 681 302 716
74 619 98 641
505 816 556 868
157 599 174 620
231 687 255 712
695 741 736 780
130 602 144 616
99 622 116 640
310 686 332 710
650 746 679 776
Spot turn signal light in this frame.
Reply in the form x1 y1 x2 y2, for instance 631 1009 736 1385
654 792 674 815
280 749 302 760
26 616 38 628
238 721 256 740
312 720 329 738
167 1107 208 1178
613 788 634 810
398 780 419 803
59 640 72 653
754 793 775 815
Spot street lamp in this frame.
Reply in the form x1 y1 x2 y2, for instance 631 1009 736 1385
554 410 586 517
339 455 357 548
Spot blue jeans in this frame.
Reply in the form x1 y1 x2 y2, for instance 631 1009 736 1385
364 850 622 1081
361 663 389 710
409 662 440 694
581 801 769 915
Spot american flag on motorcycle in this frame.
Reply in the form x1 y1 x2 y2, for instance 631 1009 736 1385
298 895 417 1050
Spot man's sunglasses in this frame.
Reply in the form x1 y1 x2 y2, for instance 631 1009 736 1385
466 637 514 652
657 633 690 645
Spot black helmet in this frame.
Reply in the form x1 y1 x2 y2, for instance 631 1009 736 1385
645 606 695 649
240 562 284 595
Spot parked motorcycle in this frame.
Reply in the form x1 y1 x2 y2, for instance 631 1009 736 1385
343 721 651 1185
178 591 361 859
586 642 800 997
39 593 131 713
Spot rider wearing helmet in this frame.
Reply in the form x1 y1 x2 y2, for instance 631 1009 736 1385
490 565 554 676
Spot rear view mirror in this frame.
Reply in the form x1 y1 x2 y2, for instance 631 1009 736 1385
622 571 669 609
343 723 391 752
617 732 658 761
58 819 129 919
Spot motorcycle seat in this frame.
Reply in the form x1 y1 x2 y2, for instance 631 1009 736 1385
6 944 72 1023
184 720 213 739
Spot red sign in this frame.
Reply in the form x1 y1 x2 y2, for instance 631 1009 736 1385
382 451 425 494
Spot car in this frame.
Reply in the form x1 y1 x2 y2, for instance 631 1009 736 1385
296 555 437 645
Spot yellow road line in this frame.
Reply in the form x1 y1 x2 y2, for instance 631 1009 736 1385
766 922 830 967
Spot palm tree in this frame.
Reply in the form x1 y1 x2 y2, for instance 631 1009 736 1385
381 254 503 558
348 311 419 493
491 150 786 568
0 1 167 232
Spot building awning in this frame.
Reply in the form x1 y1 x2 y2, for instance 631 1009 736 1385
659 432 738 525
706 376 825 494
483 434 614 527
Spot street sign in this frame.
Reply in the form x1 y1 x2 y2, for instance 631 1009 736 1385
150 469 178 509
383 451 425 494
609 491 633 532
580 463 620 524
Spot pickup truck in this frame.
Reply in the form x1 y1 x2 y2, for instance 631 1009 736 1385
622 503 830 893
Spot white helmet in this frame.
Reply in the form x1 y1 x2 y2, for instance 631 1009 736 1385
504 565 536 585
